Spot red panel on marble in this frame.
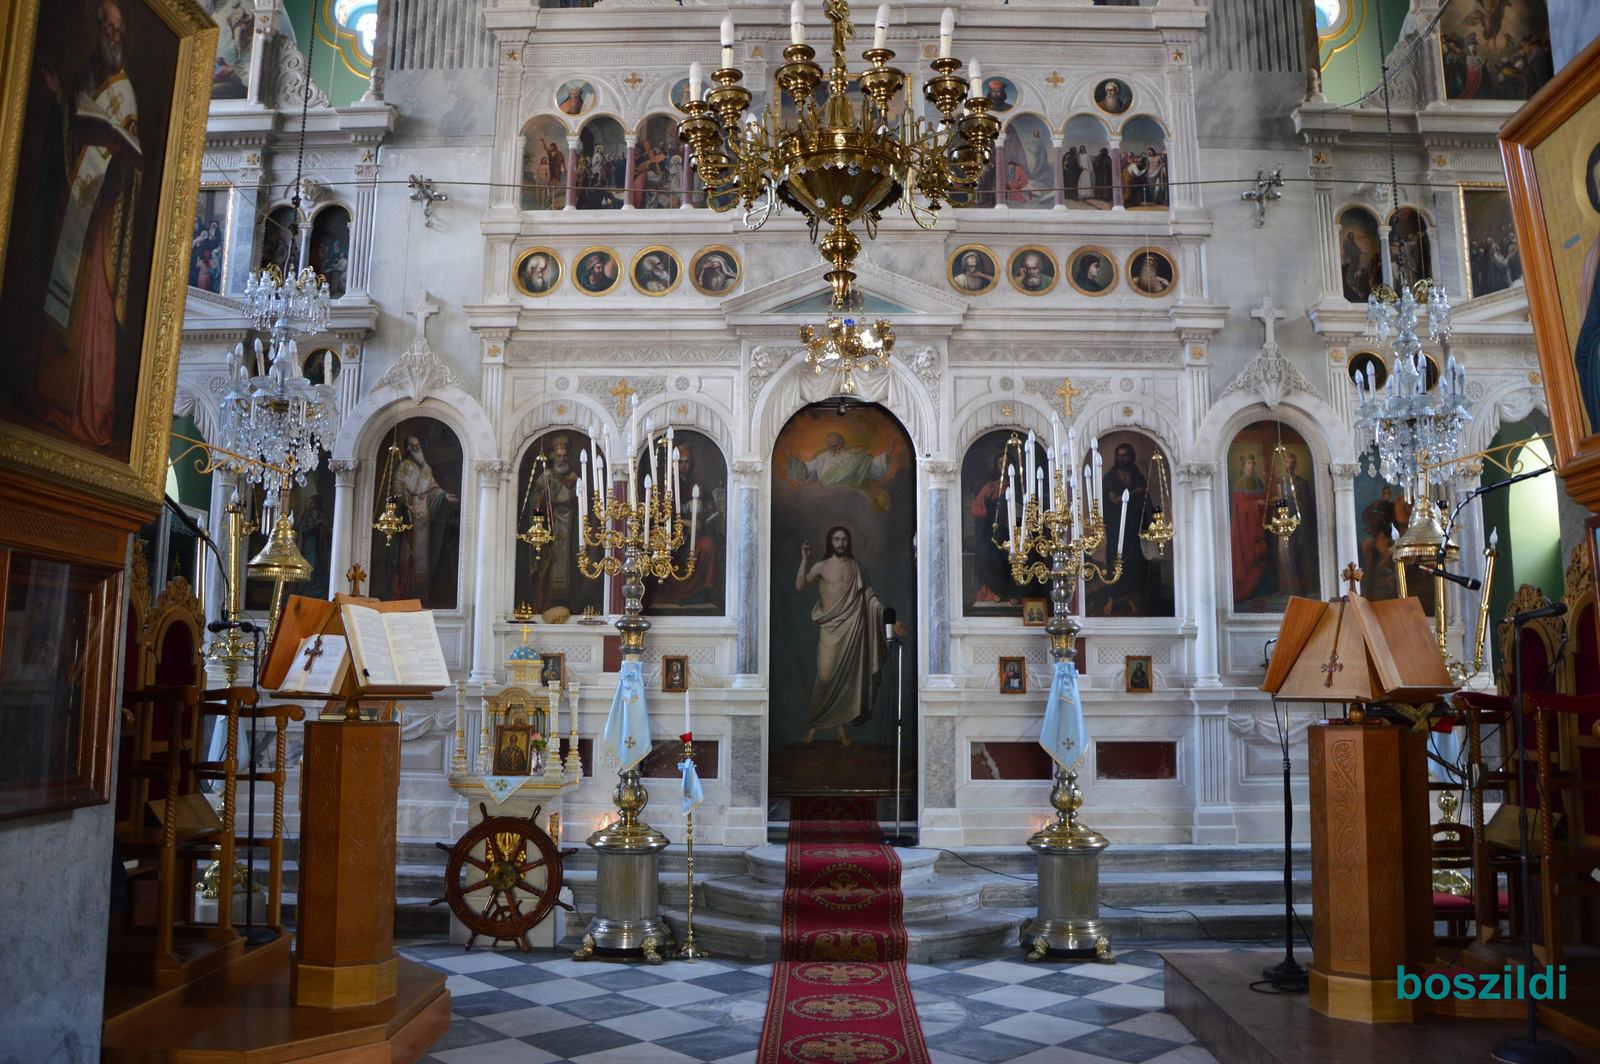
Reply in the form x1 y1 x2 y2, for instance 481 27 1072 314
1096 740 1177 780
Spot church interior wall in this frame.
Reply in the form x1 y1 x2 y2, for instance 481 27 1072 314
168 0 1575 858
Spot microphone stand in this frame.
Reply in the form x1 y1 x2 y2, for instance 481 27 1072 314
883 629 913 847
1492 606 1573 1064
241 626 275 945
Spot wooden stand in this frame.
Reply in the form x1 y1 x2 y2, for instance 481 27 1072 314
292 720 402 1007
1307 724 1435 1023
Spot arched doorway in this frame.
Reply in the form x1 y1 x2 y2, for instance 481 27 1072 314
767 402 917 809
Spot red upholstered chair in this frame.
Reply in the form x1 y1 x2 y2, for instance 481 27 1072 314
1522 691 1600 966
1431 818 1508 943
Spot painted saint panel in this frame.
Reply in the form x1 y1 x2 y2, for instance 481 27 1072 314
1118 116 1169 209
1338 206 1382 303
1389 207 1433 286
1061 115 1112 210
0 0 182 461
576 116 626 210
259 205 297 273
641 429 728 616
961 429 1047 616
1228 422 1320 613
308 205 350 298
1087 431 1175 618
1353 452 1436 614
204 0 255 99
521 116 569 210
189 186 229 292
1463 186 1523 298
998 113 1055 208
514 430 603 618
769 404 916 798
632 114 685 209
1440 1 1553 101
369 418 463 609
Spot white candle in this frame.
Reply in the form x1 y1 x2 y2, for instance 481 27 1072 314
720 16 735 68
791 0 805 45
1067 427 1077 479
689 61 704 103
939 7 954 59
1001 482 1010 535
1051 410 1061 455
1091 436 1103 488
1008 461 1019 515
873 4 889 49
629 394 639 448
1035 468 1045 513
644 474 653 540
1026 430 1037 489
684 685 691 735
1083 463 1093 519
690 487 700 559
1005 484 1016 545
1490 526 1499 548
1045 446 1056 510
629 453 638 506
1116 489 1129 560
968 59 982 98
577 474 587 518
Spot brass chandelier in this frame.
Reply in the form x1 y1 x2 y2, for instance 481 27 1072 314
678 1 1000 317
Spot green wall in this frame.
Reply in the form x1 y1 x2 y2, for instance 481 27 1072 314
283 0 372 110
169 415 213 510
1318 0 1415 106
1480 415 1563 676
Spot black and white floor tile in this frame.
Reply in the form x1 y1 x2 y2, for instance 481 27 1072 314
398 939 1219 1064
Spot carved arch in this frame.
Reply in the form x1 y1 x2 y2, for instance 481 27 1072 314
752 353 936 461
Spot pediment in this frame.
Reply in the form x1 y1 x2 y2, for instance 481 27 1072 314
721 256 968 327
1448 283 1530 327
181 288 252 342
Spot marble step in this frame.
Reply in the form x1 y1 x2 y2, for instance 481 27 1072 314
975 870 1313 909
931 844 1312 877
701 873 979 924
743 844 940 887
659 906 1024 964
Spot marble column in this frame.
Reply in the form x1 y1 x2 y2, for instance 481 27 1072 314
1330 463 1360 580
207 470 237 625
1190 708 1236 843
226 156 264 296
1050 137 1065 209
361 0 391 102
328 459 360 599
621 135 636 209
564 137 579 210
471 460 509 684
1109 138 1123 210
1378 222 1394 287
732 459 762 684
1180 463 1220 685
922 459 956 683
347 158 381 298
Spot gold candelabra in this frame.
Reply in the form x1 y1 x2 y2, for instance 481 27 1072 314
517 450 556 557
1262 442 1302 538
996 430 1127 593
372 430 413 546
1138 452 1174 559
678 2 1000 309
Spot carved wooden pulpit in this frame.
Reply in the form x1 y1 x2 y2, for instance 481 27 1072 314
1263 591 1456 1023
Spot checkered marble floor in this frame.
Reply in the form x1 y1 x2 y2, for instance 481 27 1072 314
399 938 1222 1064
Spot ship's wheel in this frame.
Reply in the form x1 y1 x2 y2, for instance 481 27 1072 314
432 803 576 951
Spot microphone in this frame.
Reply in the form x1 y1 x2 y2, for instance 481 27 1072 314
1513 601 1567 623
1416 565 1482 591
883 607 897 644
207 619 261 634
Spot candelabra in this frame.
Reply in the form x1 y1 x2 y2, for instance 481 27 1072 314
571 404 701 961
799 313 895 395
372 430 414 547
677 2 1000 310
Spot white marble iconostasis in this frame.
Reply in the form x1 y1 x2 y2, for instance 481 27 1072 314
173 0 1553 854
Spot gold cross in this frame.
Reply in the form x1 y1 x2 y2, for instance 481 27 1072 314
346 563 367 596
1055 379 1081 418
609 379 636 417
624 736 637 751
1045 71 1064 89
106 93 123 119
1341 562 1363 596
624 72 643 89
1001 404 1013 417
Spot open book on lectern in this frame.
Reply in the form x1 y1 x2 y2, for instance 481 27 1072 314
265 595 450 700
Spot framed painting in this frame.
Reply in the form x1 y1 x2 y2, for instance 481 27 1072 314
690 245 740 294
999 656 1027 694
630 245 682 295
0 0 215 510
948 244 998 295
1126 246 1176 297
492 724 534 776
1460 184 1522 299
540 652 565 687
661 654 687 693
1007 245 1059 295
188 182 229 293
1125 655 1153 693
1021 599 1047 626
513 246 563 297
1501 34 1600 504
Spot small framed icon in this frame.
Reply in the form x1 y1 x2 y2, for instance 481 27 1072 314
662 654 689 693
1066 246 1118 296
493 724 535 776
999 656 1027 694
1125 246 1177 297
1007 245 1060 296
630 245 683 296
1125 655 1153 693
573 246 622 296
540 653 566 687
690 245 742 295
1093 77 1132 115
1021 599 1048 627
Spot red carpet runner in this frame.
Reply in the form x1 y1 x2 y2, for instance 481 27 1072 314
757 797 931 1064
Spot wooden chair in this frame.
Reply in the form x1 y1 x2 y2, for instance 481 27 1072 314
1432 814 1482 943
1523 691 1600 966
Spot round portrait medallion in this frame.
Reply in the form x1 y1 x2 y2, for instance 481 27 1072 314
1007 245 1060 295
947 244 999 295
513 246 564 297
690 245 742 295
573 246 621 296
554 79 597 117
1125 246 1177 297
1093 77 1132 116
1066 246 1118 296
630 245 682 296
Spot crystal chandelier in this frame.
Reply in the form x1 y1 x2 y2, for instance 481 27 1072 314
217 339 340 502
1354 280 1470 489
800 314 894 393
678 2 1000 310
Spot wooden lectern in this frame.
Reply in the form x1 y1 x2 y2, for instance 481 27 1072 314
1264 592 1455 1023
263 595 445 1008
